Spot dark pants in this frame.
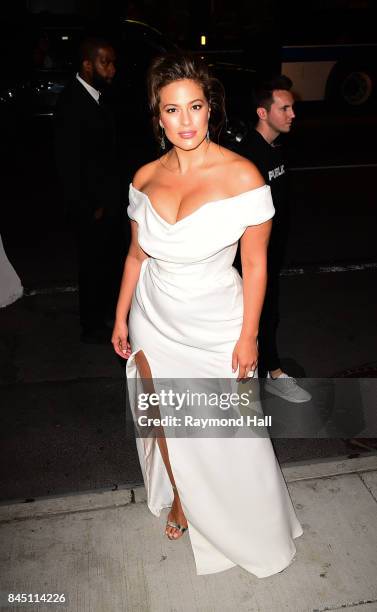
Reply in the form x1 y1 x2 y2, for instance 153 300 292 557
258 265 281 377
76 214 126 333
257 227 288 377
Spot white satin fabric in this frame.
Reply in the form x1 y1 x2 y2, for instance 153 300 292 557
0 234 23 308
126 183 303 577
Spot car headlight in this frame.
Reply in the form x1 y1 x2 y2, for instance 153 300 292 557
0 88 17 103
224 118 248 144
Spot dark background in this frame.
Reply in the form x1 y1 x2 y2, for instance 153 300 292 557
0 0 376 502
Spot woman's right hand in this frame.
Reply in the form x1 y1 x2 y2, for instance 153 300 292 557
112 319 132 360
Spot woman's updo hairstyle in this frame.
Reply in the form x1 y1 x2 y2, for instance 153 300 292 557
147 53 226 144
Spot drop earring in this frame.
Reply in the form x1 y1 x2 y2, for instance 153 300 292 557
160 126 166 150
206 129 210 143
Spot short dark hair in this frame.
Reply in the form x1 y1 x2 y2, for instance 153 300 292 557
78 36 113 66
147 53 226 143
254 75 293 111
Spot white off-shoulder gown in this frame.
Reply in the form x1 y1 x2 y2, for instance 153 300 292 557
126 183 303 577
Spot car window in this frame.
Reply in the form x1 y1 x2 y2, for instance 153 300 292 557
118 26 172 76
33 28 83 72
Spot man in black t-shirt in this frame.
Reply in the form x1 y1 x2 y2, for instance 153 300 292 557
239 75 311 403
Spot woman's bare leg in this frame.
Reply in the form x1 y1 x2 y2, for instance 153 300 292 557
134 351 188 539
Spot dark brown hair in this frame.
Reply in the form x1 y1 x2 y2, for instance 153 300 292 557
147 53 226 144
254 75 293 111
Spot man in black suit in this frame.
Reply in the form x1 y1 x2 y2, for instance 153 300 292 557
55 37 125 343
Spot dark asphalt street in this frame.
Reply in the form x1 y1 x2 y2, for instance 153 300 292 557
0 103 376 503
1 270 376 502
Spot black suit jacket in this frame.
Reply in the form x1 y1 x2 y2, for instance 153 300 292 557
54 78 122 223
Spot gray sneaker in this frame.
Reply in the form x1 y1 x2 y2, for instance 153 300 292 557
264 373 312 403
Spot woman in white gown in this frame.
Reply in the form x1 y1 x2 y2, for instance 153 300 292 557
0 234 23 308
112 54 302 577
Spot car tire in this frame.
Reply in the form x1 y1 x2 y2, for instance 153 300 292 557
326 62 376 110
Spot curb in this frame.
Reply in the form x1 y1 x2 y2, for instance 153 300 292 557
1 453 377 524
282 452 377 482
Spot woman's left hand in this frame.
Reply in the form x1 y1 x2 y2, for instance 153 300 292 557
232 336 258 382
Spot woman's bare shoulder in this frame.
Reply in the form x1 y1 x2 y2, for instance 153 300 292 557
132 159 161 190
215 145 265 194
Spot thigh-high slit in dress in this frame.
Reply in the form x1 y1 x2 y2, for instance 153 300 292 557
125 183 303 577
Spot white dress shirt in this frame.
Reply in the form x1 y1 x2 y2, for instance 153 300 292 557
76 73 100 104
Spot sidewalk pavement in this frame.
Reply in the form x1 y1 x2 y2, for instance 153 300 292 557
1 254 377 608
1 454 377 612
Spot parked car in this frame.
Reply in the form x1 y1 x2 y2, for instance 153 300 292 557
0 17 257 168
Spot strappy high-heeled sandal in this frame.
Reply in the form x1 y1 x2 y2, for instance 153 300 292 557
165 485 188 540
